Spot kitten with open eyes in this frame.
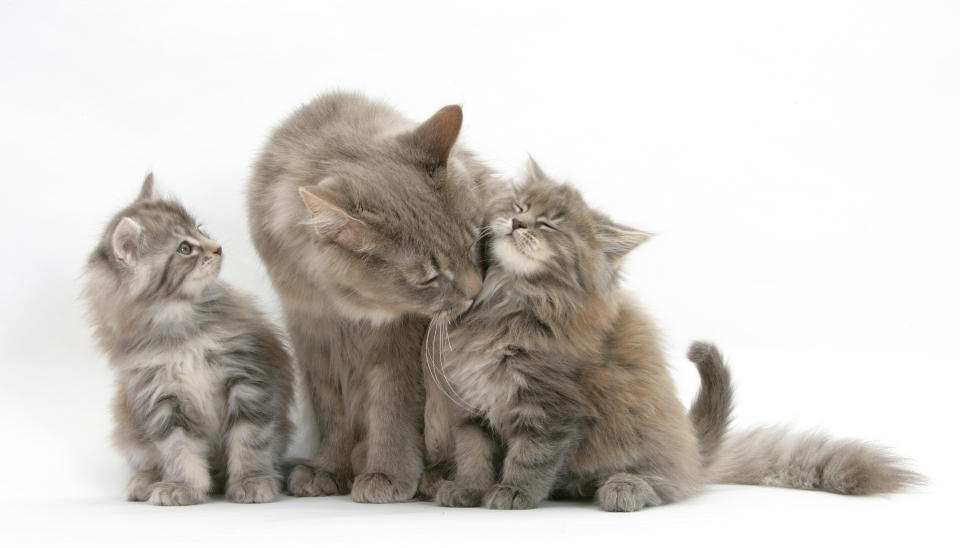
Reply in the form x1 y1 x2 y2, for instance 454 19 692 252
83 174 294 505
425 159 921 511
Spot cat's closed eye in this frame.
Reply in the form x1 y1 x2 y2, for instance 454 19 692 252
418 275 440 286
535 219 558 231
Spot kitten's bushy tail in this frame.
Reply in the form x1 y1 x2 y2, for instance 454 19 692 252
687 341 923 495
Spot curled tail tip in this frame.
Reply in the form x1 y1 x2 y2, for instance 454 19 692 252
686 341 718 364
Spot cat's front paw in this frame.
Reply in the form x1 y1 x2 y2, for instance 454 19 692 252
286 463 349 497
147 482 205 506
484 484 538 510
435 480 484 507
227 475 280 504
351 472 417 503
596 474 661 512
126 472 158 502
417 467 447 499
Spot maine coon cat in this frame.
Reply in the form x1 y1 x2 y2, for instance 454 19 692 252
83 175 294 505
248 92 499 502
425 160 921 511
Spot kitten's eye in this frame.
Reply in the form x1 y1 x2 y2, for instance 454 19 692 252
417 275 440 287
177 242 193 255
536 219 557 231
513 202 529 213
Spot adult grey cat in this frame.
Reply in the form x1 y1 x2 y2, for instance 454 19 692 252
83 175 294 505
426 160 922 511
248 92 497 502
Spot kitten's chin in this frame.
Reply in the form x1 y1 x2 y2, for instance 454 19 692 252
492 237 544 276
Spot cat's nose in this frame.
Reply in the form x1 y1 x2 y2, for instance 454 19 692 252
213 246 222 256
511 218 526 231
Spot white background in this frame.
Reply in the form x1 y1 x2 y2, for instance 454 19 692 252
1 1 956 546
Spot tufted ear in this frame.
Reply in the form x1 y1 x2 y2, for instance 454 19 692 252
405 104 463 170
298 187 377 252
525 155 548 182
112 217 144 264
595 222 652 262
137 172 157 201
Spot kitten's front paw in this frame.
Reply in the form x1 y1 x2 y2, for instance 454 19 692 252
147 482 205 506
126 473 158 502
484 484 538 510
435 480 484 507
227 475 280 504
351 472 417 503
286 463 349 497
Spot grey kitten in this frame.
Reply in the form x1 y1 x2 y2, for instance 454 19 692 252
248 92 500 503
426 160 922 511
83 175 294 505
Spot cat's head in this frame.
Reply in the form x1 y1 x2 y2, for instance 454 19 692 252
298 105 484 322
92 174 224 302
486 158 651 293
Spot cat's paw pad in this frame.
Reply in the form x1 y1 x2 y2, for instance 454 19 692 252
286 464 349 497
227 475 280 503
351 472 416 503
596 476 661 512
484 484 538 510
126 473 157 502
435 480 484 507
147 482 205 506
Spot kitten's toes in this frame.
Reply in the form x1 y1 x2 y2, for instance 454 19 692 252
484 484 538 510
126 473 158 502
351 472 417 503
435 480 484 507
596 474 661 512
227 475 280 504
285 463 349 497
147 482 205 506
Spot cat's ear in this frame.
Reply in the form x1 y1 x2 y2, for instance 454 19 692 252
137 172 157 201
298 187 376 252
112 217 144 264
595 222 652 261
405 104 463 170
525 155 548 182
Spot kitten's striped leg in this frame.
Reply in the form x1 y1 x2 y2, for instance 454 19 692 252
436 418 498 507
148 428 211 506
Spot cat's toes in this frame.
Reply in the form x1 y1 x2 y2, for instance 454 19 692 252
147 482 205 506
227 475 280 503
417 467 447 499
126 473 158 502
484 484 538 510
435 480 484 507
286 463 349 497
351 472 417 503
596 475 661 512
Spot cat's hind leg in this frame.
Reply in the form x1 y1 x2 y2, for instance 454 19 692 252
595 473 664 512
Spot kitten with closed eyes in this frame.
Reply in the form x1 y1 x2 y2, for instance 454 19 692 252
425 159 921 511
83 174 294 505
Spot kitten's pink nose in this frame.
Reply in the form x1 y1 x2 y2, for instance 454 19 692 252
213 247 222 256
511 218 526 231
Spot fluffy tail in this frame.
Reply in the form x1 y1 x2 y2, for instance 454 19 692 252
687 341 923 495
706 426 923 495
686 341 735 468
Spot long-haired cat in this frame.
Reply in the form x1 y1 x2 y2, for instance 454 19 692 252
83 174 294 505
425 160 921 511
248 92 500 502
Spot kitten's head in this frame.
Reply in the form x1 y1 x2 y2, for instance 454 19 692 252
487 158 651 293
298 105 483 322
89 174 224 303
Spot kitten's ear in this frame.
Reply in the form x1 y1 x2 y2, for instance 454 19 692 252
298 187 376 252
112 217 143 264
405 104 463 170
596 222 653 261
137 172 156 201
525 155 548 182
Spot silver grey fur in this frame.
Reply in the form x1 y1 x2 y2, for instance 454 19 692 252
83 174 294 505
247 92 501 502
426 161 922 511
